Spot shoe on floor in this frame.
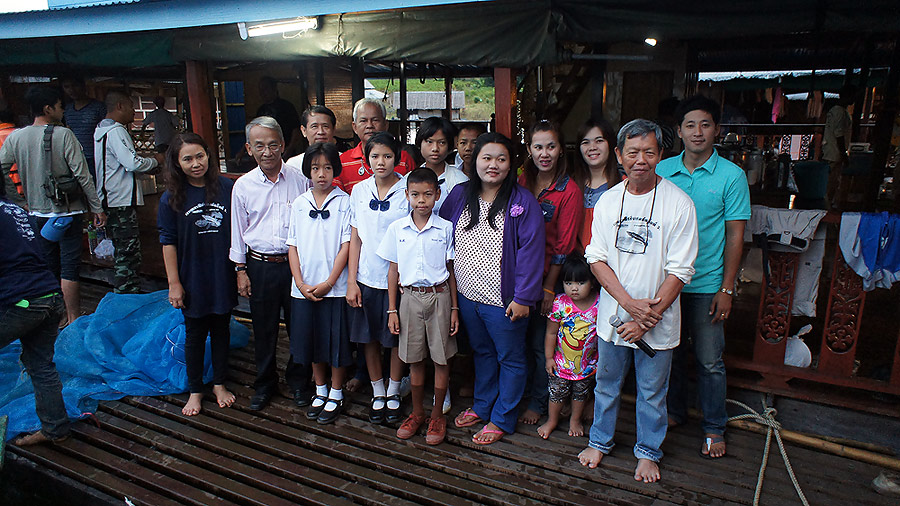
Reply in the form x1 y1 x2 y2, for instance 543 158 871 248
385 394 403 424
306 395 328 420
396 413 426 439
425 416 447 445
369 395 386 424
249 391 272 411
293 389 311 408
317 399 342 425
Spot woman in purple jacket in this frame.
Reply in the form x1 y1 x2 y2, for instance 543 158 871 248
439 132 545 445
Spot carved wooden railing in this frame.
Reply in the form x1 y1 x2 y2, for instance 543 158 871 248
727 213 900 414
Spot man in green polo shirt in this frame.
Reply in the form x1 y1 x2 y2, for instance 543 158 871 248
656 95 751 459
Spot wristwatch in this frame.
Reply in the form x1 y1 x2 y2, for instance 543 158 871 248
235 265 247 272
720 287 734 296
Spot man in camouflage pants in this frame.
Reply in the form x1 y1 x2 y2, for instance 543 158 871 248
94 90 164 293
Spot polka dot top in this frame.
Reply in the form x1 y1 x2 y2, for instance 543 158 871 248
454 197 505 307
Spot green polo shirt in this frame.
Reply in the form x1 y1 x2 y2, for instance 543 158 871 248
657 149 751 294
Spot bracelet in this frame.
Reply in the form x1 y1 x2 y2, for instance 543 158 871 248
386 309 398 314
543 288 555 295
451 306 459 311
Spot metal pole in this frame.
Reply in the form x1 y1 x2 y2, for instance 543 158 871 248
399 61 408 143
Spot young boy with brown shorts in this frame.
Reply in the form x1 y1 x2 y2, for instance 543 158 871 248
377 168 459 445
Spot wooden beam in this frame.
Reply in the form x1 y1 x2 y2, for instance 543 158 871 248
315 60 326 106
185 61 218 167
591 59 606 120
443 69 453 121
493 67 516 138
866 39 900 211
399 61 408 143
350 57 364 106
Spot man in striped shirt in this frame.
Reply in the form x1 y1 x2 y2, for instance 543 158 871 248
61 76 106 181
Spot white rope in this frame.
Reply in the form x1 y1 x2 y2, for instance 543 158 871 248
726 397 810 506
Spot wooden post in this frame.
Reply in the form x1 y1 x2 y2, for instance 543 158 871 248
315 60 326 106
399 61 408 143
350 57 364 106
494 67 516 138
443 69 453 121
591 59 606 120
868 39 900 210
185 61 218 166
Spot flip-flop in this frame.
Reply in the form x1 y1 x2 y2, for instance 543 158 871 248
454 408 482 428
701 434 726 458
472 424 504 445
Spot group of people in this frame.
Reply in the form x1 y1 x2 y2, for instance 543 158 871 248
3 85 751 484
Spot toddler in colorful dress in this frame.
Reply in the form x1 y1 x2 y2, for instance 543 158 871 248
538 255 599 439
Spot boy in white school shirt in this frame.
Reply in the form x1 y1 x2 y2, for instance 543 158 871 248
377 168 459 445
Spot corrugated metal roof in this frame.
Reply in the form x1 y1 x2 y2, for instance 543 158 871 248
0 0 495 40
392 91 465 110
48 0 139 9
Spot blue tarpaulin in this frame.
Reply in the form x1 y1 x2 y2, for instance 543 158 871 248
0 290 248 441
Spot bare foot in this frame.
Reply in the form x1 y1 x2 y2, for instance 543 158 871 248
13 431 52 446
634 459 661 483
213 385 236 408
472 422 504 445
702 433 726 458
345 377 364 393
568 418 584 437
182 393 203 416
578 447 603 468
537 420 557 439
519 408 541 425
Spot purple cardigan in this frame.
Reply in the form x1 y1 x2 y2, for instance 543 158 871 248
439 182 545 307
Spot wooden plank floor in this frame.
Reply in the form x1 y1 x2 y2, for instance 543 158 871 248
5 280 896 505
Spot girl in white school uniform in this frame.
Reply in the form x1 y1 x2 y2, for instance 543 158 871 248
286 142 352 425
346 132 411 425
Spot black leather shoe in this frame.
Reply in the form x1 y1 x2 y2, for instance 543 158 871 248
293 389 311 408
385 394 403 424
317 399 343 425
306 395 328 420
249 391 272 411
369 395 386 424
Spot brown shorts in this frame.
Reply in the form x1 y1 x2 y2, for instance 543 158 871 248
398 287 457 365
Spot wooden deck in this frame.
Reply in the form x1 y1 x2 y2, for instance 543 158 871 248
4 281 896 506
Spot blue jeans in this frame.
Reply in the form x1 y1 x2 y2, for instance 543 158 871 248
588 337 673 462
458 294 528 434
667 292 727 435
0 293 70 440
524 313 549 414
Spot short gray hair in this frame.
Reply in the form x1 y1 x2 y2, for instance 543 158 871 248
352 98 387 122
617 119 662 152
245 116 284 142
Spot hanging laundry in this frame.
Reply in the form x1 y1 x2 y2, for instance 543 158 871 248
839 212 900 291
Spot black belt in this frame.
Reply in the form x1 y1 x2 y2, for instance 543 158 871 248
404 282 448 293
247 249 288 263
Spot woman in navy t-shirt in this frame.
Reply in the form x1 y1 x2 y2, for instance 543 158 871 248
158 133 237 416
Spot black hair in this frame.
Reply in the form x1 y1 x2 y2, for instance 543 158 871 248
463 132 518 231
24 86 61 118
415 116 458 150
302 142 343 179
674 95 721 126
406 167 439 190
301 105 336 128
165 133 219 212
522 120 566 194
0 108 14 124
561 254 593 284
364 131 401 161
571 116 619 190
456 122 486 136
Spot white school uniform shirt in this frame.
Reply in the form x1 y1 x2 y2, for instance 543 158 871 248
349 174 410 289
421 162 468 214
285 187 351 299
584 177 698 350
376 213 455 287
229 162 310 263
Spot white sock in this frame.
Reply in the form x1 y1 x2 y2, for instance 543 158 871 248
386 379 401 409
325 388 343 410
371 379 386 409
312 384 328 407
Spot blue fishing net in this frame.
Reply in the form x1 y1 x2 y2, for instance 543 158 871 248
0 290 248 441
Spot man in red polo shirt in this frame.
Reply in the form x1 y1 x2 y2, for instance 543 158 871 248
337 98 414 193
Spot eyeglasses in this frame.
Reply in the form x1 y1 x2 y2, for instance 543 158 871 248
614 179 657 255
252 142 283 154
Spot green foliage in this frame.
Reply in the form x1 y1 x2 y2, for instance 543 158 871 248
368 77 495 121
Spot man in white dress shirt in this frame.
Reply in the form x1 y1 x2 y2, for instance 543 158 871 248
230 116 311 411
